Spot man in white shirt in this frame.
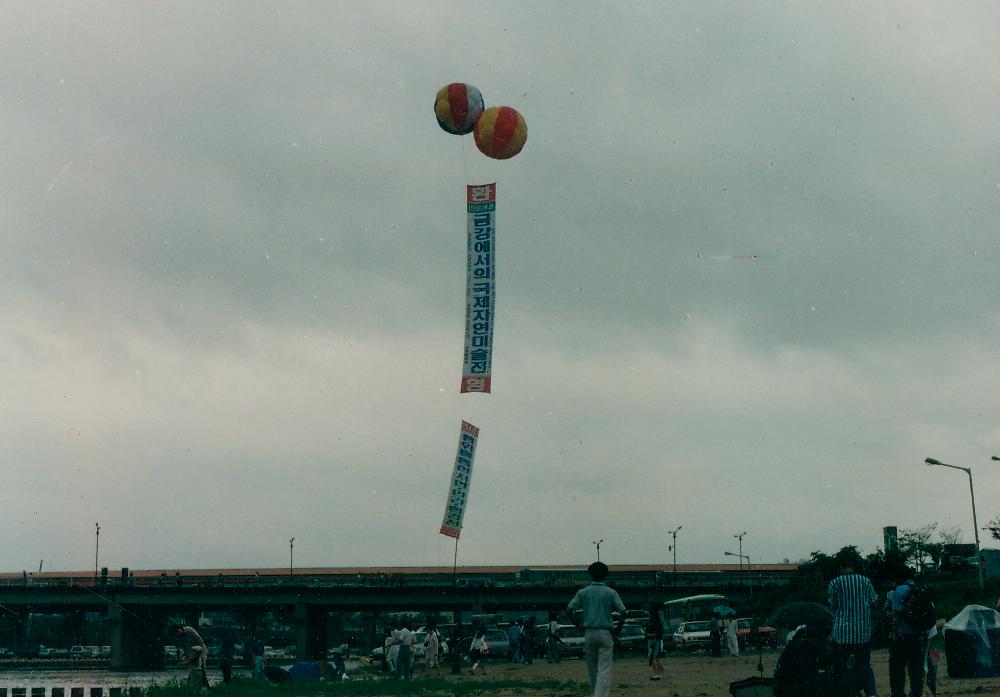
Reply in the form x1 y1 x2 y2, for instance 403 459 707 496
546 611 562 663
393 623 416 679
567 562 626 697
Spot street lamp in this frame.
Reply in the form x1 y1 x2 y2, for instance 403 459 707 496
668 526 682 586
734 532 748 572
94 523 101 580
724 551 750 567
289 537 295 579
593 539 604 562
925 457 983 591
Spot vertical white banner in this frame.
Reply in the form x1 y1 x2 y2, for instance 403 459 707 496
461 183 496 394
439 420 480 538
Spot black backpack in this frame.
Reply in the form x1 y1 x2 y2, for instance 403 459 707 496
902 581 936 632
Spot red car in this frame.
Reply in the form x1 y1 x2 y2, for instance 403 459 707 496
736 618 778 648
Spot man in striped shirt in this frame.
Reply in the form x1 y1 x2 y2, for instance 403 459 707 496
827 553 879 697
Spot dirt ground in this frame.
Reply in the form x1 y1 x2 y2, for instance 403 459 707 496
405 648 1000 697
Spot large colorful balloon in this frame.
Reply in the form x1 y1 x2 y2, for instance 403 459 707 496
434 83 485 135
473 106 527 160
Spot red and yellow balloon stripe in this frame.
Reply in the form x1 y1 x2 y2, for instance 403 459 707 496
473 106 527 160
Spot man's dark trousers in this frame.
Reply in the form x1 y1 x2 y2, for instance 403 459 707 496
889 632 926 697
832 641 876 697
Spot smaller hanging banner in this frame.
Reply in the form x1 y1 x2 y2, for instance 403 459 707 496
439 420 480 539
461 183 496 394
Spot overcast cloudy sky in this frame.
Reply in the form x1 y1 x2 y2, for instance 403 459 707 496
2 1 998 574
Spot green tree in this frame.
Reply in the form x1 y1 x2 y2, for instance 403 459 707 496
986 516 1000 542
898 523 939 571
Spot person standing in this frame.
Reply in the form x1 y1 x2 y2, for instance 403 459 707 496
546 612 563 663
522 617 536 664
450 623 465 674
394 622 416 680
827 552 879 697
171 625 208 691
645 607 664 680
887 568 928 697
385 626 400 674
925 618 946 697
424 623 440 672
567 561 626 697
508 620 522 663
709 616 723 657
252 637 265 680
726 617 740 657
468 627 488 675
219 632 235 685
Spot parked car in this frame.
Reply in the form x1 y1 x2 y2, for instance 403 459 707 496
163 646 181 660
615 623 646 653
100 646 111 658
70 646 88 658
483 628 511 659
735 618 778 648
613 609 651 625
671 621 713 652
39 647 69 657
550 624 586 658
0 647 13 658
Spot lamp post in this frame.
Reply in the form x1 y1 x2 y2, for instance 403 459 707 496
593 539 604 562
724 551 750 567
925 457 983 591
289 537 295 580
668 526 682 586
734 532 748 572
94 523 100 580
725 551 752 599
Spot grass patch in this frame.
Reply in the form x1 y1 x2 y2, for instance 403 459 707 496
134 675 586 697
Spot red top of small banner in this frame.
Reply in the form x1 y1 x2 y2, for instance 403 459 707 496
461 420 480 437
466 183 496 203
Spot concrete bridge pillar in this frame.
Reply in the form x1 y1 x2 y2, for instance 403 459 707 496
109 604 167 670
8 609 29 655
63 610 86 647
236 609 259 669
360 612 377 653
293 601 328 660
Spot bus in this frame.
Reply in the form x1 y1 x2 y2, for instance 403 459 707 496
662 594 729 637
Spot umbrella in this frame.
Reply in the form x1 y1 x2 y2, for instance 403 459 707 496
766 601 834 634
712 605 737 617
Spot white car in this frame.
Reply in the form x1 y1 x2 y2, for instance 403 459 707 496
412 629 449 660
671 621 713 651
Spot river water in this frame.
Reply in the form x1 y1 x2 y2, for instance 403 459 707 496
0 667 239 691
0 662 362 691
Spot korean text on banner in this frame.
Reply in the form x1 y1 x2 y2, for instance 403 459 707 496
439 420 480 539
461 183 496 394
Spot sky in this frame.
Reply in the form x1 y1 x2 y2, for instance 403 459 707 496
2 1 998 574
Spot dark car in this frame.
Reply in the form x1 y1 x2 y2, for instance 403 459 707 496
615 623 646 653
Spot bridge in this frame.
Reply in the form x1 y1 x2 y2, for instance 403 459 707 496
0 563 800 668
